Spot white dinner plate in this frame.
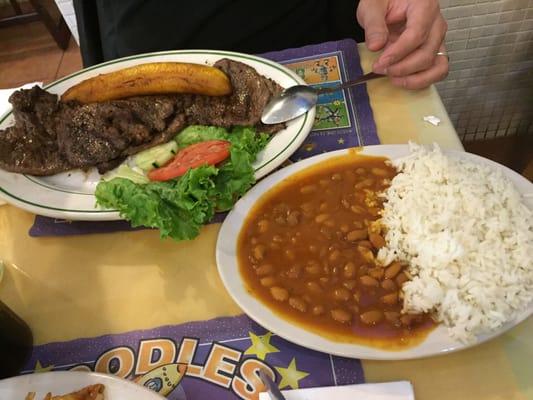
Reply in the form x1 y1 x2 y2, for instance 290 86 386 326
0 50 314 221
216 144 533 360
0 371 163 400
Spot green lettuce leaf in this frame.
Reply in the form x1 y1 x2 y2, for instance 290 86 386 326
95 166 218 240
214 126 269 211
175 125 229 147
175 125 269 153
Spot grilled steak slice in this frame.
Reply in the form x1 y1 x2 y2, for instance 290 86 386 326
0 59 286 176
0 126 72 176
9 86 59 136
55 96 179 168
185 59 285 130
0 87 71 175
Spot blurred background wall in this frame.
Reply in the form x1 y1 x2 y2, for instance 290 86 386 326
437 0 532 142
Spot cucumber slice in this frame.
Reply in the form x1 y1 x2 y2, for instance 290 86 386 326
134 140 179 172
102 165 149 184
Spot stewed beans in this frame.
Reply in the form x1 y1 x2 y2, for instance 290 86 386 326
237 154 434 348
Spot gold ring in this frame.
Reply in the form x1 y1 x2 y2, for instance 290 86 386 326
436 51 449 62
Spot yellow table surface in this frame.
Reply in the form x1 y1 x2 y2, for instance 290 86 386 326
0 44 531 400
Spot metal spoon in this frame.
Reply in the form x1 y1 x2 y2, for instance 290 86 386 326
259 369 286 400
261 72 384 124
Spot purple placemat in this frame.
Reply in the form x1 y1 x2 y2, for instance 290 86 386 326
30 38 378 237
22 314 364 399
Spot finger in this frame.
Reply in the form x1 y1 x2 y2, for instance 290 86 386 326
373 1 439 72
357 0 389 51
389 49 449 90
387 15 447 77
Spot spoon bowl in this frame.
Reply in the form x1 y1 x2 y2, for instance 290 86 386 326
260 85 317 125
261 72 384 124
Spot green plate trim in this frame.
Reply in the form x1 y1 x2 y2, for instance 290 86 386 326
0 186 115 213
254 112 308 174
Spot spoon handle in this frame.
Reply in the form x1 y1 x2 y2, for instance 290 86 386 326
315 72 384 94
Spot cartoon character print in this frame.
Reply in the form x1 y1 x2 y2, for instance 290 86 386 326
311 59 336 82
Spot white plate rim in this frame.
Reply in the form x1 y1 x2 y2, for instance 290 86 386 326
0 370 164 399
0 49 315 221
215 144 533 360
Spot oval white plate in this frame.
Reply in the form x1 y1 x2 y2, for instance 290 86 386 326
0 50 314 221
216 144 533 360
0 371 163 400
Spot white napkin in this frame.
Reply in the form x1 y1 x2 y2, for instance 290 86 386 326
0 82 42 206
259 381 414 400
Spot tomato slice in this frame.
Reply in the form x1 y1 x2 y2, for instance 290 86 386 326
148 140 231 181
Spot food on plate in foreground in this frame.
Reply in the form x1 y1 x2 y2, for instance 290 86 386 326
238 152 435 350
236 144 532 348
25 384 104 400
61 62 233 103
0 59 284 176
378 143 533 342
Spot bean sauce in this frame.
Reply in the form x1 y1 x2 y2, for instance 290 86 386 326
237 153 435 350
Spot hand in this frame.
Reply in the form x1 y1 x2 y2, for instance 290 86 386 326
356 0 449 90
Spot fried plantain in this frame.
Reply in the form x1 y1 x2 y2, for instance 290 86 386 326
61 62 232 103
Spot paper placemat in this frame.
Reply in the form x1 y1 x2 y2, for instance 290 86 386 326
29 38 378 237
22 314 364 400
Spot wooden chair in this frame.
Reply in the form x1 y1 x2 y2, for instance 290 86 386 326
0 0 71 50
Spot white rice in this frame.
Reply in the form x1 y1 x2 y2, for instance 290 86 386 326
377 143 533 343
